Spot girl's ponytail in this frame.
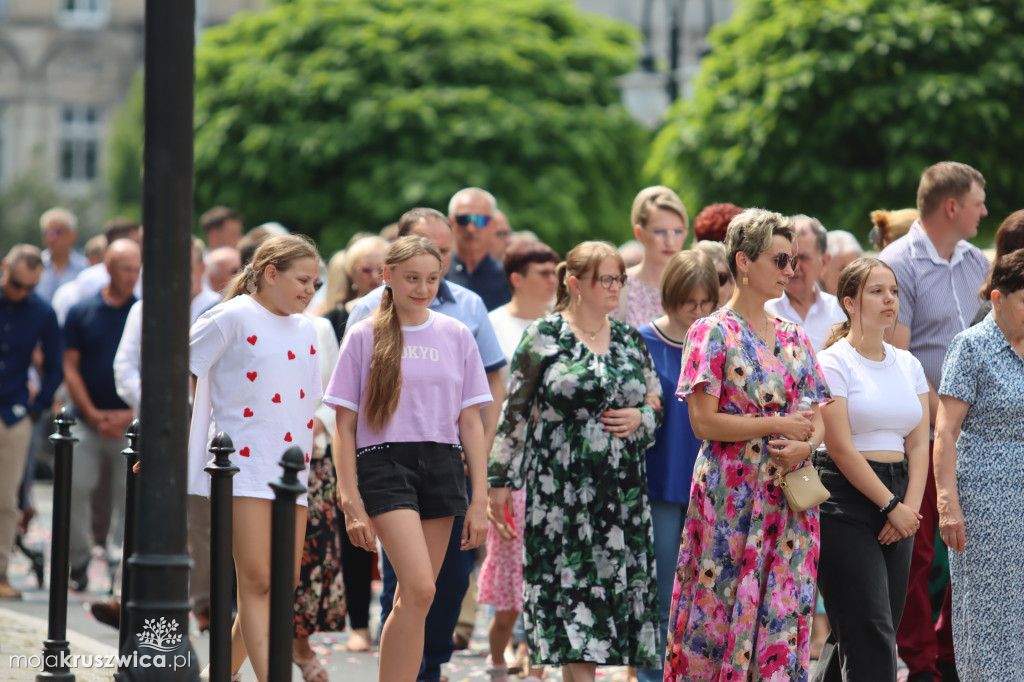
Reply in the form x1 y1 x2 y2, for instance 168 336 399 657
364 286 404 432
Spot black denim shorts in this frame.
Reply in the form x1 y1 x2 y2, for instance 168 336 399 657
355 441 468 520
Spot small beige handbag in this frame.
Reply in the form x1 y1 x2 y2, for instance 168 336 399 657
775 464 830 512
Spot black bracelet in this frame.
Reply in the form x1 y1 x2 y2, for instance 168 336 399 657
880 494 901 515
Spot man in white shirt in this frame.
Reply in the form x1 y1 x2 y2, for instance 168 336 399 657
766 215 845 352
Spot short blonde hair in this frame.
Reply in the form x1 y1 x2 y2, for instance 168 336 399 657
725 208 795 278
630 186 689 231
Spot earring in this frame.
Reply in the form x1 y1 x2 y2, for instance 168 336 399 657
576 293 582 307
742 275 748 285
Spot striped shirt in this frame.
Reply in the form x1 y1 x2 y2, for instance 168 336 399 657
878 221 989 390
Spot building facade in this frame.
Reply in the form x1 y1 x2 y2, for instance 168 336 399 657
0 0 260 200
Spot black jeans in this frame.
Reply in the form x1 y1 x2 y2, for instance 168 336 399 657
811 451 914 682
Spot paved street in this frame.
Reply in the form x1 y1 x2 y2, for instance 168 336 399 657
1 482 636 682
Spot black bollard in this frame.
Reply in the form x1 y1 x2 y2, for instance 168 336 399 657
37 408 78 682
114 420 141 678
204 433 239 682
267 447 307 682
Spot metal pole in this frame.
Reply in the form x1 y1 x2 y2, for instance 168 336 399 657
267 447 307 682
205 433 239 682
37 408 77 682
122 0 196 676
115 420 141 679
667 0 684 101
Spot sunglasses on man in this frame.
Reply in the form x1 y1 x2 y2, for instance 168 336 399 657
454 214 491 229
7 277 36 292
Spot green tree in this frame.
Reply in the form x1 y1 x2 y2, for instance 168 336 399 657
106 71 144 222
646 0 1024 245
193 0 646 255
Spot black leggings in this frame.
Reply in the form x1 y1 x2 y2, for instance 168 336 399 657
811 451 914 682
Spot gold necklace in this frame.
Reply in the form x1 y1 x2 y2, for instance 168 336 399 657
571 313 607 340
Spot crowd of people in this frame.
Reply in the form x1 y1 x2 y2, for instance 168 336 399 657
1 160 1021 682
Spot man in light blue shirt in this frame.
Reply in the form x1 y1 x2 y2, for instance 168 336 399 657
37 207 89 303
346 207 505 682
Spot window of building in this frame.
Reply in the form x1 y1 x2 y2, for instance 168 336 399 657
56 0 110 28
58 106 101 184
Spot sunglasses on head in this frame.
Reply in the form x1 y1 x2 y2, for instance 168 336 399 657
762 251 794 270
454 214 491 229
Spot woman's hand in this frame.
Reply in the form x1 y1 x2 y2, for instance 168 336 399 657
878 503 923 545
462 500 488 550
486 501 517 541
938 499 966 553
601 407 642 438
765 439 812 470
773 410 814 441
343 502 376 552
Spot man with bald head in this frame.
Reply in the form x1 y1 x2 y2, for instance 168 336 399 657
447 187 510 310
63 238 141 591
204 246 242 296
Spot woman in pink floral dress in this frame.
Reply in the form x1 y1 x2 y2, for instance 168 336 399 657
665 209 829 681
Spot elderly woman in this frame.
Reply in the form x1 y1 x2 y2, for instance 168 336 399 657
489 241 661 682
935 250 1024 681
694 240 735 308
665 208 829 681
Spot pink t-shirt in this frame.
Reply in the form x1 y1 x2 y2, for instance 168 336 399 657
324 310 492 448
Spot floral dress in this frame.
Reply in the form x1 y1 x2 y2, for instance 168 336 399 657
489 313 662 666
665 308 829 682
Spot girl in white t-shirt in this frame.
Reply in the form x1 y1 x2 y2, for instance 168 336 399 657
812 257 930 681
188 234 323 682
323 235 490 682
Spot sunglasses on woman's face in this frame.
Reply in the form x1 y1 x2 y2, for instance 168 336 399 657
761 252 794 271
717 269 731 287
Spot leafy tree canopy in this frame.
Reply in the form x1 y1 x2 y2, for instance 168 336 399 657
646 0 1024 246
194 0 646 255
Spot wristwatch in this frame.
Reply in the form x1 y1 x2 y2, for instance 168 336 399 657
805 440 815 457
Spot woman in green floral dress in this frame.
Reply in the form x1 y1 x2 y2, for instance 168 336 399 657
488 241 662 682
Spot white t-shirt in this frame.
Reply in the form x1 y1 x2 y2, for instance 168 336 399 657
488 305 535 384
187 294 322 505
324 310 492 449
818 337 928 452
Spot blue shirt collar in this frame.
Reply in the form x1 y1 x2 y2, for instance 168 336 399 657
436 278 456 304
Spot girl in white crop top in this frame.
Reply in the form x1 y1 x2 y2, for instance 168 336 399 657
811 257 930 682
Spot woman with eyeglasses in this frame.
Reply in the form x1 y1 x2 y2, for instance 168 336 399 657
612 186 689 327
665 209 830 681
693 240 736 308
323 236 387 341
489 241 662 682
634 250 718 682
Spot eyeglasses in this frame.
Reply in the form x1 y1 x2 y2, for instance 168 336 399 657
717 269 732 287
7 276 36 292
593 274 628 289
682 298 717 313
454 214 491 229
761 252 795 271
357 265 384 277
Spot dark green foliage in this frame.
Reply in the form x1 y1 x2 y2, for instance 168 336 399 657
646 0 1024 245
194 0 646 255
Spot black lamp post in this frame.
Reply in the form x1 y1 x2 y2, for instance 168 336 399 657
120 0 197 677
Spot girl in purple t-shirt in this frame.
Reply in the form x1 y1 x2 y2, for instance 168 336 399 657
323 235 491 682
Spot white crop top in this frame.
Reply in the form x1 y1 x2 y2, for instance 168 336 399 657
818 338 928 452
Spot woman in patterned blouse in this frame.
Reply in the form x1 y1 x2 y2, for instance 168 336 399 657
666 208 829 681
488 241 662 682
